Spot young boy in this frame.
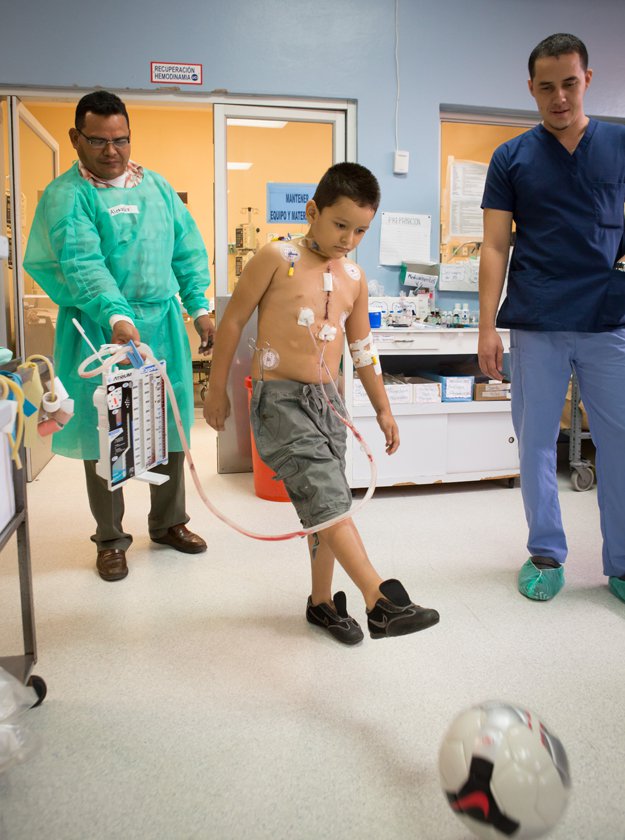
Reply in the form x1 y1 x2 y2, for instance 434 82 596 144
204 162 439 644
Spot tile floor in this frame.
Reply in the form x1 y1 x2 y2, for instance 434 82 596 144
0 420 623 839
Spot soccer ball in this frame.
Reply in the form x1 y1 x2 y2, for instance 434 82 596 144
438 701 571 839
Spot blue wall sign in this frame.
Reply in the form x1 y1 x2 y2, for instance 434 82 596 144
266 183 317 224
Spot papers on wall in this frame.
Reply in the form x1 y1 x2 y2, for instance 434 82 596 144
400 262 438 291
449 160 488 239
438 260 480 292
402 272 438 292
379 212 431 266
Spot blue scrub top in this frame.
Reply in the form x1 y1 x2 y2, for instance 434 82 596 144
482 119 625 331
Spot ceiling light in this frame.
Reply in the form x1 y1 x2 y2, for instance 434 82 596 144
227 119 287 129
227 162 253 170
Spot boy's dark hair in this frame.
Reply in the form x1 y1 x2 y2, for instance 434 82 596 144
528 33 588 79
312 162 380 212
75 90 130 130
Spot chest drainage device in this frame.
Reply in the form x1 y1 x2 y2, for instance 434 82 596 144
75 322 378 543
94 357 168 489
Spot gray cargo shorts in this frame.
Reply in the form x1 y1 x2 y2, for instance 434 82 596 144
249 379 352 528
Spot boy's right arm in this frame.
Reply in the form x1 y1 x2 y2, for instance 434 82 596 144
203 246 276 431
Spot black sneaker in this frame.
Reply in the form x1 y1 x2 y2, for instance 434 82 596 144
367 579 440 639
306 591 364 645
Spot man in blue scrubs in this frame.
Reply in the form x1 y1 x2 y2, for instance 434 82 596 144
478 33 625 603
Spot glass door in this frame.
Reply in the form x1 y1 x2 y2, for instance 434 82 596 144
214 103 351 298
9 98 60 479
0 98 14 355
213 102 354 473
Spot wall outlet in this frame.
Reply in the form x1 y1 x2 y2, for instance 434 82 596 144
393 150 410 174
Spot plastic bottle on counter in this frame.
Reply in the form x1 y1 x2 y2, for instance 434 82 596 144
415 289 430 321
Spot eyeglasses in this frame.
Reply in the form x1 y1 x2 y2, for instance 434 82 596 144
76 128 130 149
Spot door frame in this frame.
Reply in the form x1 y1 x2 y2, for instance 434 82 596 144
211 99 355 472
8 98 60 359
213 101 356 298
1 87 357 308
7 98 61 479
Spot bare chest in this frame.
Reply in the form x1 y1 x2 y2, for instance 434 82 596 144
264 259 360 324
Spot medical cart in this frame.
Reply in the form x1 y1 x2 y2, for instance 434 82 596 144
560 371 595 492
0 358 47 705
184 314 213 402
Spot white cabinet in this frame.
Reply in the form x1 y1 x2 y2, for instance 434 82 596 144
344 328 519 488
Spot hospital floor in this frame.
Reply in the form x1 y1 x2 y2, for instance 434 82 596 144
1 417 624 840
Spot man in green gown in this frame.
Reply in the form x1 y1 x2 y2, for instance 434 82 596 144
24 91 213 582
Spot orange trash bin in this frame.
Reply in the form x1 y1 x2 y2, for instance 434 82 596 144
245 376 290 502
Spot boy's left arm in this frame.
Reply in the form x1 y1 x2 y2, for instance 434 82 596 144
345 275 400 455
356 365 400 454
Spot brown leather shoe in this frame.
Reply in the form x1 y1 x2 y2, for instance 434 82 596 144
151 524 207 554
96 548 128 582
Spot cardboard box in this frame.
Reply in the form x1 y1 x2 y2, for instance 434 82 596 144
352 379 368 406
353 376 412 406
474 381 511 401
382 374 413 404
406 376 442 404
384 383 413 404
419 372 474 402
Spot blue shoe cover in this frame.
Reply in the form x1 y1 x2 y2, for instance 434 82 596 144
518 557 564 601
608 577 625 604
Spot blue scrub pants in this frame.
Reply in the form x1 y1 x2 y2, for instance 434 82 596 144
510 329 625 577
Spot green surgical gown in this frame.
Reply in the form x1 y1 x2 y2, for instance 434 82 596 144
23 163 210 460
